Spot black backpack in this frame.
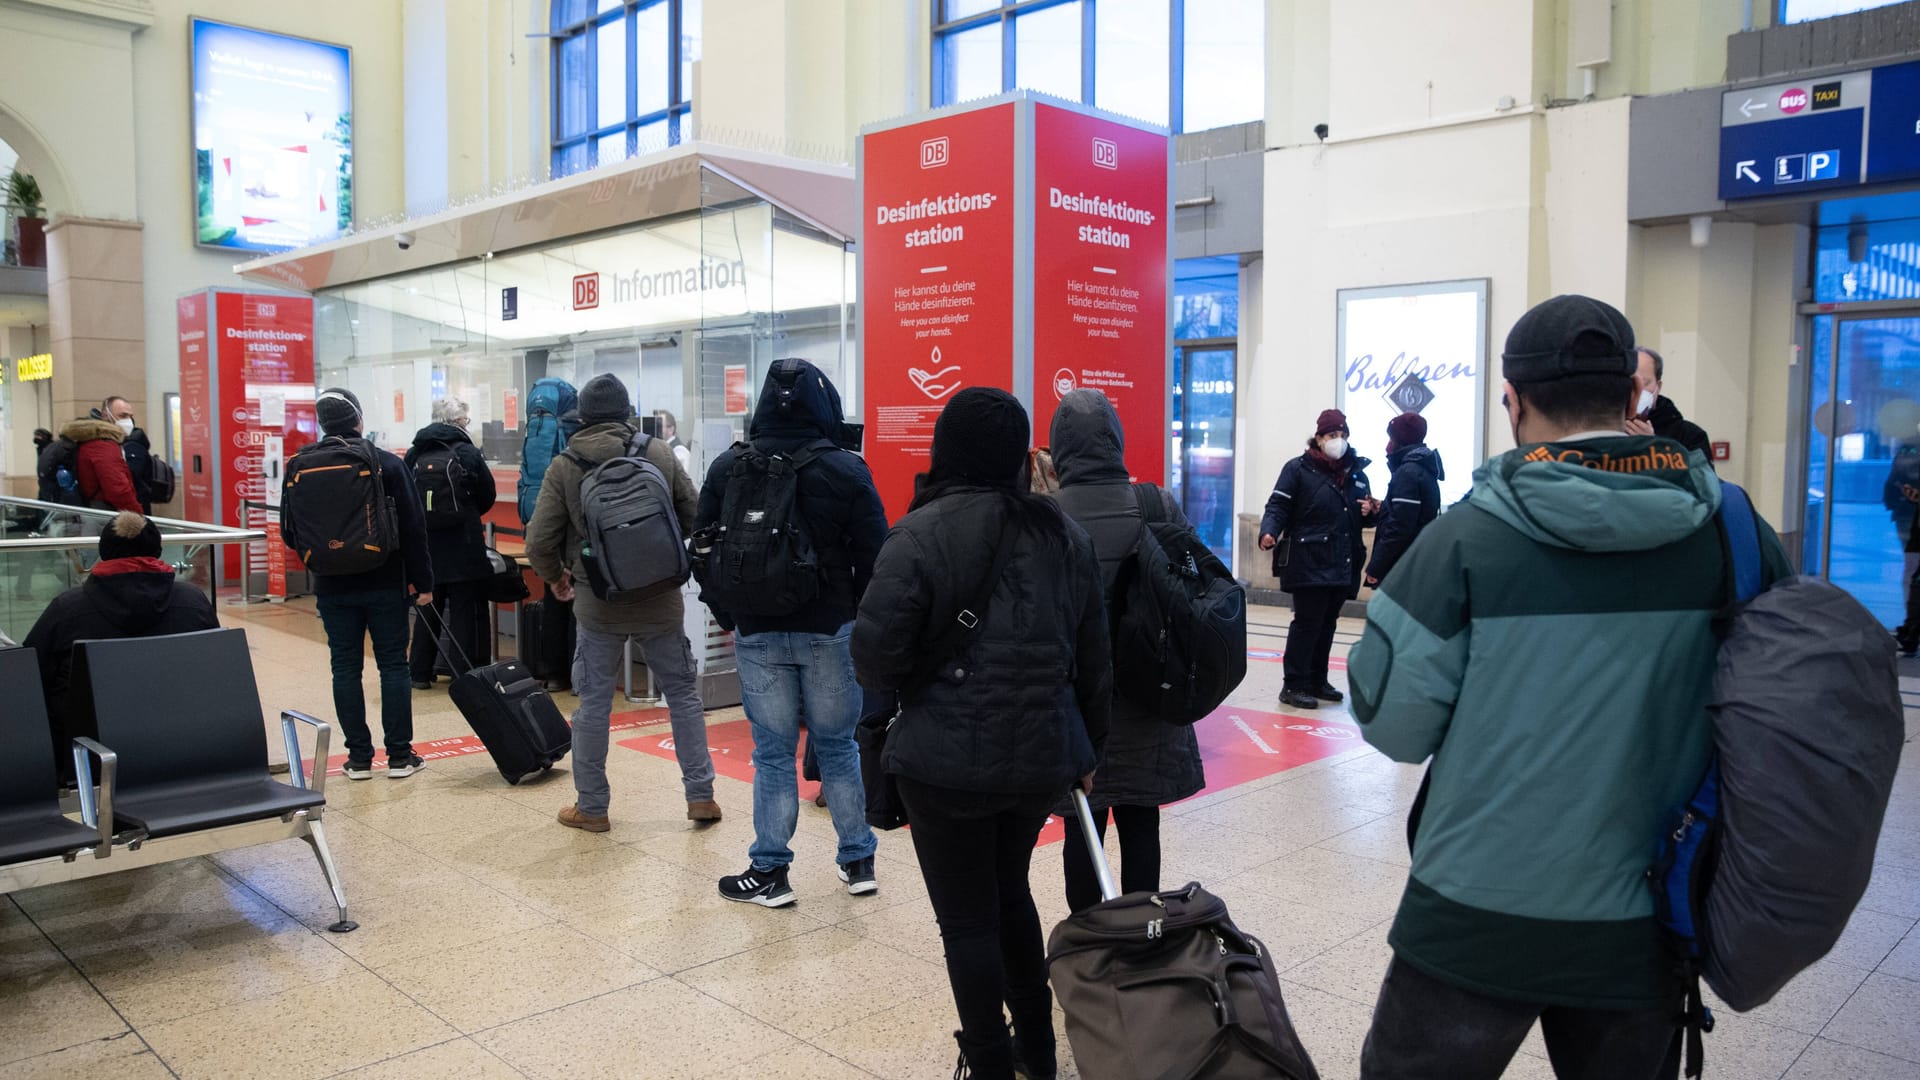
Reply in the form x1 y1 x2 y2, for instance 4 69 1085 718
412 444 467 529
146 453 177 505
693 440 835 618
36 437 84 506
282 437 399 576
1109 484 1248 725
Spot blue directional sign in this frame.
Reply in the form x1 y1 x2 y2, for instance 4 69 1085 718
1866 60 1920 185
1719 109 1864 200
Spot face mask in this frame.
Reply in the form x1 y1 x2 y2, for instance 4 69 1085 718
1322 437 1348 458
115 417 135 435
1637 389 1656 417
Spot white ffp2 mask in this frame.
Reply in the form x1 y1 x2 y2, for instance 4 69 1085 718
1637 389 1656 417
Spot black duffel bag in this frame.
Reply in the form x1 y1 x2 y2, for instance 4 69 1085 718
483 547 531 604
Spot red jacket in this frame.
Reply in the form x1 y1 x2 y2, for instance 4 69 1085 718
63 418 141 514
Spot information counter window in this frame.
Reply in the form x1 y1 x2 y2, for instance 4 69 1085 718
312 173 854 507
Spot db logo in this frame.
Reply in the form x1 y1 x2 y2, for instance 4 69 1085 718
920 137 950 169
1780 88 1809 114
573 273 600 311
1092 138 1118 170
257 303 277 317
1052 368 1078 399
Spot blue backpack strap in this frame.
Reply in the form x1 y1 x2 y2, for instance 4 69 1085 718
1718 482 1764 605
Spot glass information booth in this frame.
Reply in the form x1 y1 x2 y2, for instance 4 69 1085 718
241 147 858 706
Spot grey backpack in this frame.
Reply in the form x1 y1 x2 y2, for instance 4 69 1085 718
567 432 689 603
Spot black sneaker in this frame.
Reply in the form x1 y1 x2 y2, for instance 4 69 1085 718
1278 688 1320 710
342 759 374 782
838 856 878 896
1313 682 1345 703
718 865 795 908
410 679 434 691
386 753 427 779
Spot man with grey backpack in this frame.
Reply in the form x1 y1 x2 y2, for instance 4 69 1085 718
525 374 719 831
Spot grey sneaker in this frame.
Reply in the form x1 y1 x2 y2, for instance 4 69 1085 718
385 753 427 779
838 856 878 896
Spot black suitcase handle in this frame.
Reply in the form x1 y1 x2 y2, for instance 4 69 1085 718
1071 786 1121 902
418 600 477 673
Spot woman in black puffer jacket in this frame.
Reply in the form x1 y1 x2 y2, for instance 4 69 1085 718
852 387 1111 1080
1045 390 1204 913
405 398 498 684
1258 408 1379 711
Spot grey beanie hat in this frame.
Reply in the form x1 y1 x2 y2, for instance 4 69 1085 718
578 374 633 423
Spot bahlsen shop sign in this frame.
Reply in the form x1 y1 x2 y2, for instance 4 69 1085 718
858 94 1171 520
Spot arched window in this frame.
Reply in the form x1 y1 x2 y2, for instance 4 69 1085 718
551 0 699 178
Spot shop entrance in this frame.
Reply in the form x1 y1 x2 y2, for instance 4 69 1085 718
1804 310 1920 626
1171 342 1236 562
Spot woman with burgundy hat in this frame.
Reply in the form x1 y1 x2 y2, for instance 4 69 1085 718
1259 408 1380 711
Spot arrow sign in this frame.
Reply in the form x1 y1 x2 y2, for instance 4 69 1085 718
1736 159 1761 183
1741 99 1768 119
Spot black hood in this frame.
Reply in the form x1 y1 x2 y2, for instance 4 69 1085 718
1647 395 1687 427
1049 389 1129 486
412 422 473 449
1387 443 1445 481
749 358 857 448
83 568 179 634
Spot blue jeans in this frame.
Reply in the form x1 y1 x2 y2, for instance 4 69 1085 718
571 625 715 815
316 588 416 762
734 624 876 870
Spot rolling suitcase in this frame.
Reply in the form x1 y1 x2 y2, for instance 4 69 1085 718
429 606 572 784
1047 788 1322 1080
516 595 575 684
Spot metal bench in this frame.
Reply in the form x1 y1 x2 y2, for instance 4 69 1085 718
0 628 357 933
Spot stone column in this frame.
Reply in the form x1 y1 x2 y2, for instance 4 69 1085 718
45 216 146 429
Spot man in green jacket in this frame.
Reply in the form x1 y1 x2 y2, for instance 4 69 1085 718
1348 295 1790 1078
525 374 720 831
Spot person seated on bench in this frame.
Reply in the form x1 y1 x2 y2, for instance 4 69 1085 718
23 512 218 737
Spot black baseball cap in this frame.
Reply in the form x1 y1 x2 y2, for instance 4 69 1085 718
1501 295 1637 383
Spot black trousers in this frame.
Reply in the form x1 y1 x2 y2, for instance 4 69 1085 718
1062 802 1162 912
1283 585 1347 691
409 581 491 680
1360 958 1680 1080
896 777 1056 1080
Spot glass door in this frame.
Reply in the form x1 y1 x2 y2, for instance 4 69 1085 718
1171 343 1236 563
1807 312 1920 625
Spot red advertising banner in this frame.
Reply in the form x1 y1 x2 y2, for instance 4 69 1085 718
176 295 213 525
1031 103 1169 483
861 103 1019 520
212 291 316 580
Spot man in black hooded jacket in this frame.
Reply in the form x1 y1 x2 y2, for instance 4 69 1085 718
696 358 889 906
24 512 219 753
1365 412 1446 588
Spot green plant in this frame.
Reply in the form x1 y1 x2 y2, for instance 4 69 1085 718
6 171 44 218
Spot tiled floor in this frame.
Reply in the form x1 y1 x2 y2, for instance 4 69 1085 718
4 600 1919 1079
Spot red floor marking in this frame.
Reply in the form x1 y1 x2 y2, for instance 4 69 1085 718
323 705 667 775
1246 650 1347 669
620 706 1362 846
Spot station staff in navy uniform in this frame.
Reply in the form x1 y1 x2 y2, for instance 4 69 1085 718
1259 408 1380 711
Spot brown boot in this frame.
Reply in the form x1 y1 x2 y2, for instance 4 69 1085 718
686 800 723 823
557 805 610 833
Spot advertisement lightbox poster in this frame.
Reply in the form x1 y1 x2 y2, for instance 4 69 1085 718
1030 103 1170 484
1335 281 1488 508
191 18 352 253
860 103 1018 520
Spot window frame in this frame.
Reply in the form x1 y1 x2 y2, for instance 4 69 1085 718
933 0 1236 133
551 0 692 178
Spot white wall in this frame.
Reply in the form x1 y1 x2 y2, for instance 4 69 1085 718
0 2 141 220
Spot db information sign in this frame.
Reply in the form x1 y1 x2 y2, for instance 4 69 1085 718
859 94 1171 520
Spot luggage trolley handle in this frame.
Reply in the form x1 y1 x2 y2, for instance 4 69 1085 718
418 601 477 675
1071 785 1121 902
